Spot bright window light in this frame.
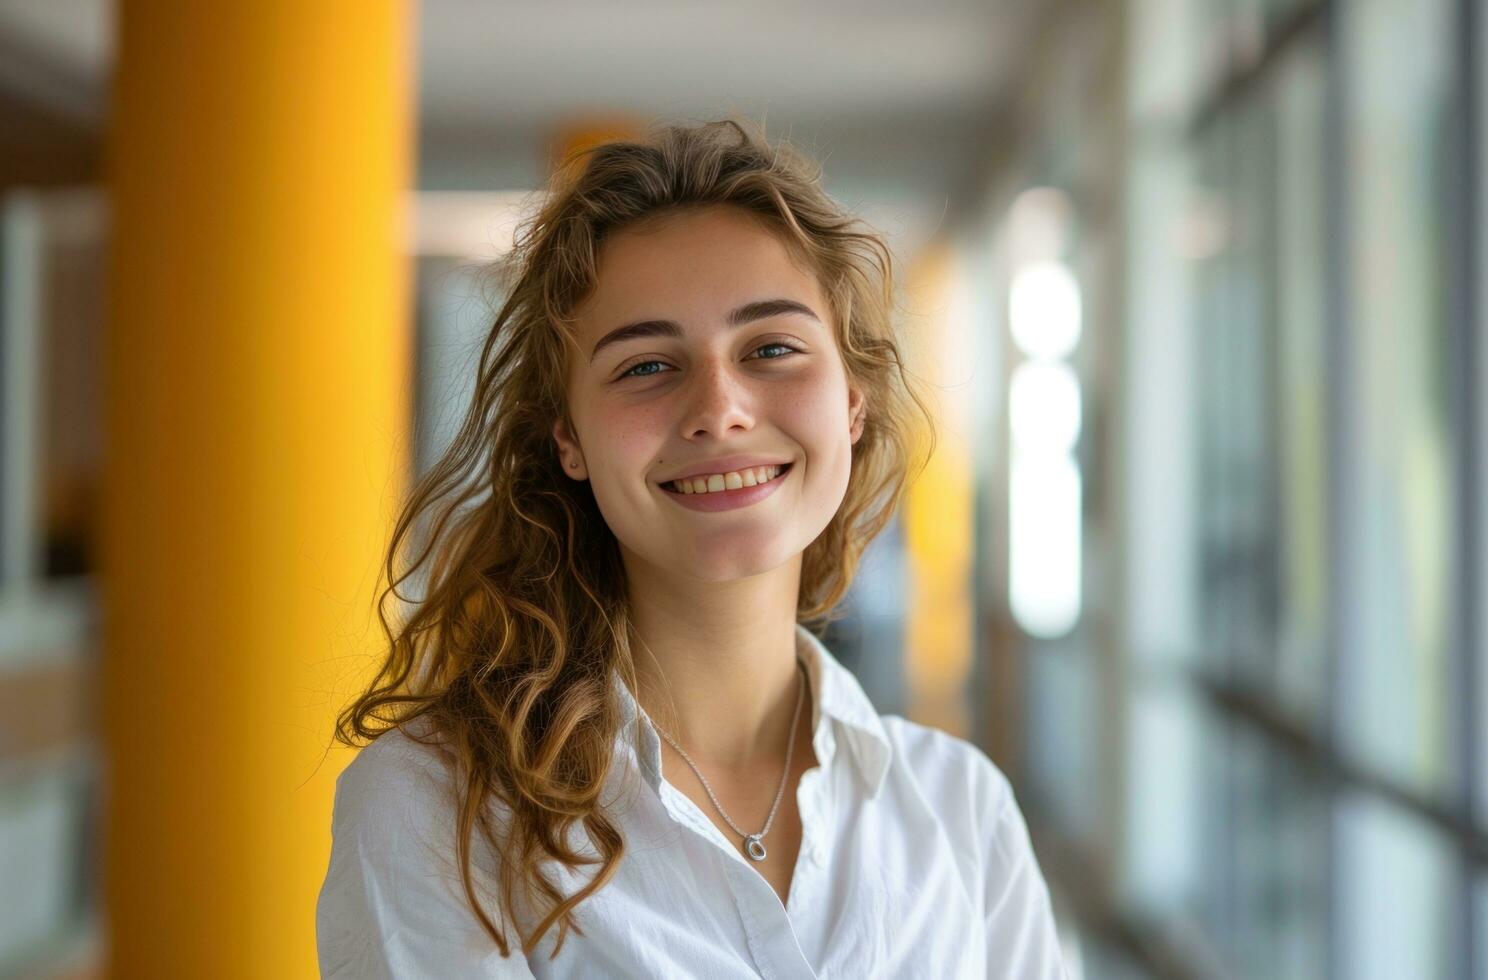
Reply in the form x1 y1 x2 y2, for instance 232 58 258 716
1009 360 1082 453
1009 452 1083 638
1009 261 1082 360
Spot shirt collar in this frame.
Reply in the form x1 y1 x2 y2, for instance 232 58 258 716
610 622 892 800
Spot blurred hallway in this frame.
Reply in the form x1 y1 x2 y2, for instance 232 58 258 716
0 1 1483 977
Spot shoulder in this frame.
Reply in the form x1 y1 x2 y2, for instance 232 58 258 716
875 718 1067 976
334 722 454 809
331 719 521 853
876 714 1034 874
878 714 1015 817
319 726 534 976
323 722 518 918
329 722 479 863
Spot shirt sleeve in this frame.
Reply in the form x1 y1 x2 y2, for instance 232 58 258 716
315 736 537 979
981 764 1070 980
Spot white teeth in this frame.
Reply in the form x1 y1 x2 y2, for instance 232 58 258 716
670 464 785 495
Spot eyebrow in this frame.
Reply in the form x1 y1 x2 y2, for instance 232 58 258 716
588 298 821 363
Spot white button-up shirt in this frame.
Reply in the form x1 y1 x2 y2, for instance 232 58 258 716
317 623 1069 978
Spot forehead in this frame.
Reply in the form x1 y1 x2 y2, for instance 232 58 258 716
572 206 824 332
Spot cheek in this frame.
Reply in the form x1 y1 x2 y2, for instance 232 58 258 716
781 375 855 501
601 422 660 461
605 423 662 470
786 368 852 440
582 398 668 462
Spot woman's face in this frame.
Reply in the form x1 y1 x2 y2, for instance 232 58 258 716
552 204 865 582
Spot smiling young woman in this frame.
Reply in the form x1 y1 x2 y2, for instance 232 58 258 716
315 118 1070 978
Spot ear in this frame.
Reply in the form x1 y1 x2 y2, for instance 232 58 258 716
552 417 589 480
848 384 867 445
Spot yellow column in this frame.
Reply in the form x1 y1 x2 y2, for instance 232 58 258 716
902 242 976 737
102 3 414 976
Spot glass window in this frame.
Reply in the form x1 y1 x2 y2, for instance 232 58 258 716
1476 872 1487 980
1194 712 1329 979
1026 647 1100 843
1120 681 1203 919
1194 105 1276 693
0 762 93 971
1257 0 1315 32
1267 39 1330 726
414 256 495 480
1335 0 1459 800
1335 790 1460 980
1190 46 1332 730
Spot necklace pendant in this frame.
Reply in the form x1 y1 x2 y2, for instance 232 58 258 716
744 834 768 862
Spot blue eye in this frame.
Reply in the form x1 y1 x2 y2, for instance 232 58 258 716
621 360 668 378
616 342 801 379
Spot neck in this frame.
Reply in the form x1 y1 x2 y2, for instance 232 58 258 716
621 549 806 771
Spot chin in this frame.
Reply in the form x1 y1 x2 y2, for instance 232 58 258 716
676 538 803 582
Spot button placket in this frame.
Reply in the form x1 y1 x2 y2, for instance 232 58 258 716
784 763 828 921
735 869 819 980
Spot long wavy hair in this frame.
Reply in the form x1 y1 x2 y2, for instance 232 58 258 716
334 117 936 959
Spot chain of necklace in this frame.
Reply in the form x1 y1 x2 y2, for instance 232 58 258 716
644 657 806 863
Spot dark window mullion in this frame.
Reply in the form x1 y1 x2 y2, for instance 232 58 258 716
1187 663 1488 867
1320 1 1350 977
1449 0 1481 976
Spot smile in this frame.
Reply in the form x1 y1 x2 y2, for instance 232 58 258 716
663 463 788 495
659 462 793 512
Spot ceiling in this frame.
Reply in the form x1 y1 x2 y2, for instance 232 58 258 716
0 0 1038 126
0 0 1044 250
418 0 1036 130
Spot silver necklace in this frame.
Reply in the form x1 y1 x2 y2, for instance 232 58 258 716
644 658 806 862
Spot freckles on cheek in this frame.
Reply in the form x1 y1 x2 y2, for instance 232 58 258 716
603 408 670 474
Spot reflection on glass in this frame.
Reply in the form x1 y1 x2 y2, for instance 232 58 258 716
1026 644 1099 842
1336 0 1457 799
1335 791 1459 980
1195 712 1329 979
415 258 499 479
1120 682 1202 920
1190 33 1331 730
1193 102 1276 694
1269 39 1329 725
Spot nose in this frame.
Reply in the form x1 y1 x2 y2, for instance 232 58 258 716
679 356 755 440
